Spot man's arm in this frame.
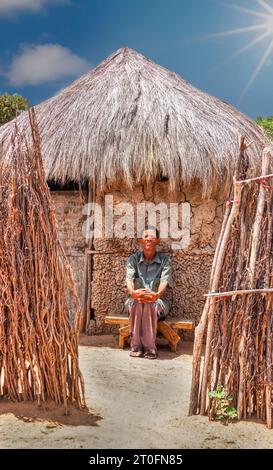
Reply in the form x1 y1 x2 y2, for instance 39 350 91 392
126 279 135 297
125 256 149 302
160 255 173 286
145 256 172 302
156 280 169 298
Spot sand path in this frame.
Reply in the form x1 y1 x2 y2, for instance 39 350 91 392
0 338 273 449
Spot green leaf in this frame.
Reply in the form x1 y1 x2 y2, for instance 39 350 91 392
256 116 273 141
0 92 29 126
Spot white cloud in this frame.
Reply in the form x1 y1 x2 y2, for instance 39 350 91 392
0 0 68 16
7 44 90 86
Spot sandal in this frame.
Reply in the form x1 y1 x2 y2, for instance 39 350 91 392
144 351 157 359
129 351 143 357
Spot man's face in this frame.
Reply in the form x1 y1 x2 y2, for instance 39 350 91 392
140 229 159 251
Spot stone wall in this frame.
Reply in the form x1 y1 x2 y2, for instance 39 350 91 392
51 183 228 334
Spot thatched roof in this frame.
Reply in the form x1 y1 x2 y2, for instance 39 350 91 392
0 47 270 194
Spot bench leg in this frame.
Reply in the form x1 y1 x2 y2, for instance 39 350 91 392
119 325 130 349
157 321 181 352
117 321 182 352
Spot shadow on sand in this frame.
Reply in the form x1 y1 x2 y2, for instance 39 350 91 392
0 399 102 427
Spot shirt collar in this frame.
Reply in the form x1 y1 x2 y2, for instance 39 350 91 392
138 251 161 264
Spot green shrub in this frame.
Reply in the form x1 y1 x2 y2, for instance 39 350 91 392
256 116 273 141
0 92 29 126
208 385 237 423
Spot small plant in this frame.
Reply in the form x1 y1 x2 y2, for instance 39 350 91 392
208 385 237 423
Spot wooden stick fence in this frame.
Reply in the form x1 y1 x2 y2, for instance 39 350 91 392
0 109 85 411
189 137 273 428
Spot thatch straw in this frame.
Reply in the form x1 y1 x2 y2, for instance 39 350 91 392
0 47 270 195
0 109 85 411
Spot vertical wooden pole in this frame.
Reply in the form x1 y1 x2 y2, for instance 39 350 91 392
266 295 273 429
80 178 95 333
265 187 273 429
248 149 271 287
79 252 88 333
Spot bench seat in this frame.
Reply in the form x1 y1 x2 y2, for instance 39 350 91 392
104 315 194 352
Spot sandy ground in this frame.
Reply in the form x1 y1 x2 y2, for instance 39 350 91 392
1 336 273 449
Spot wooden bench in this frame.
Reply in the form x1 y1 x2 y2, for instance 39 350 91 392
104 315 194 352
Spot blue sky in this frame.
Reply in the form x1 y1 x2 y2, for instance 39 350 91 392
0 0 273 118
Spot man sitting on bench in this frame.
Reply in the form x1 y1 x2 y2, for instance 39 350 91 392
125 226 173 359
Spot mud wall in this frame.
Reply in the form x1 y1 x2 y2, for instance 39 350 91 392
91 181 227 333
51 190 86 299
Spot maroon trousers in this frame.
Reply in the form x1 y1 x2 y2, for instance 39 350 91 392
128 300 162 354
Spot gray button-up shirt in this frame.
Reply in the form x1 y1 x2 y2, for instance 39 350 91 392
125 251 173 318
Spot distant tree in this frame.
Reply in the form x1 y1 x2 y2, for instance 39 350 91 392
256 116 273 141
0 92 29 126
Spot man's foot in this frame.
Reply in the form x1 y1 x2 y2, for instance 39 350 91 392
129 351 143 357
144 351 157 359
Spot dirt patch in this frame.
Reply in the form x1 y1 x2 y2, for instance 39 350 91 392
79 334 118 348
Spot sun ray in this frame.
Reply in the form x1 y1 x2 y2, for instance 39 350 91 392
213 31 271 70
207 1 273 98
227 30 271 60
240 36 273 100
214 1 270 19
200 23 267 40
186 0 273 98
257 0 273 15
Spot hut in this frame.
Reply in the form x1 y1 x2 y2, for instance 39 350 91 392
0 47 269 334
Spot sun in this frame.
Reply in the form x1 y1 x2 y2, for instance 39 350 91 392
204 0 273 99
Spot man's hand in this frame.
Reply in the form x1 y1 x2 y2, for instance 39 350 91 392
132 289 159 303
131 289 150 301
143 291 159 303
